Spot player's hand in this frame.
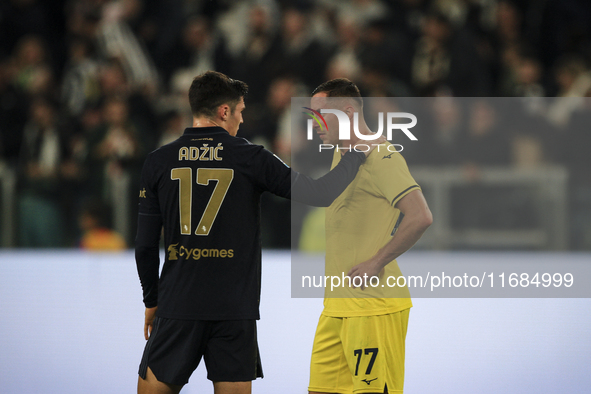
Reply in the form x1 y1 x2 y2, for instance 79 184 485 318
347 260 383 290
144 306 158 340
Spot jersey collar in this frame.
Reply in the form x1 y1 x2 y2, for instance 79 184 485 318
182 126 229 136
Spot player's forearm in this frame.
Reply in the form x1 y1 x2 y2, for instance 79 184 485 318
136 246 160 308
135 213 163 308
373 212 432 271
291 150 365 207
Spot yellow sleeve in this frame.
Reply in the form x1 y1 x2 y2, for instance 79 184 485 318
371 151 420 206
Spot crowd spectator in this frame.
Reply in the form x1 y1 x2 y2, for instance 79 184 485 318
156 110 185 148
78 198 126 251
164 15 231 88
0 58 28 164
17 97 65 247
230 4 282 105
564 93 591 249
86 96 142 200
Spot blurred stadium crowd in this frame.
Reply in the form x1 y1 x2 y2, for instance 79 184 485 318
0 0 590 249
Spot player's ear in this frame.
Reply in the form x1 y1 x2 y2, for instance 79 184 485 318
217 104 230 121
344 104 355 119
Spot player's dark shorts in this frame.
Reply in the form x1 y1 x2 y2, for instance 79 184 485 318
139 317 263 386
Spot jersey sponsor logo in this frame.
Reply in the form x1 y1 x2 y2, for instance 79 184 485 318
382 152 394 159
168 245 234 261
178 144 223 161
168 243 179 260
361 378 378 385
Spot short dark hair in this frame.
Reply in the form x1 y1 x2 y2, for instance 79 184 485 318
188 71 248 118
311 78 363 106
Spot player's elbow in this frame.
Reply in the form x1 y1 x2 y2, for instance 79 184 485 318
418 208 433 231
135 244 159 259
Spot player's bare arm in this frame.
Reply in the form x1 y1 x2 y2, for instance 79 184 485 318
347 189 432 288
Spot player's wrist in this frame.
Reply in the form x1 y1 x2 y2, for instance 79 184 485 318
372 254 391 272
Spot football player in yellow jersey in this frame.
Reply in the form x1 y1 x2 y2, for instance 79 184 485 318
307 79 433 394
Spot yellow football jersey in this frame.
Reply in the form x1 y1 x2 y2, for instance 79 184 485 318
323 143 419 317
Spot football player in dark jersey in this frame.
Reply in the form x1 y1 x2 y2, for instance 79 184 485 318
136 71 378 394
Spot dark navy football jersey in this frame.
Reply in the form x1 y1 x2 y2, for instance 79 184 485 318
136 126 365 320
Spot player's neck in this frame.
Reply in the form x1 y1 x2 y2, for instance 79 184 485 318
193 117 223 129
338 121 372 147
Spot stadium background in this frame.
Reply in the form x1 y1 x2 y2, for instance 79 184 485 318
0 0 590 393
